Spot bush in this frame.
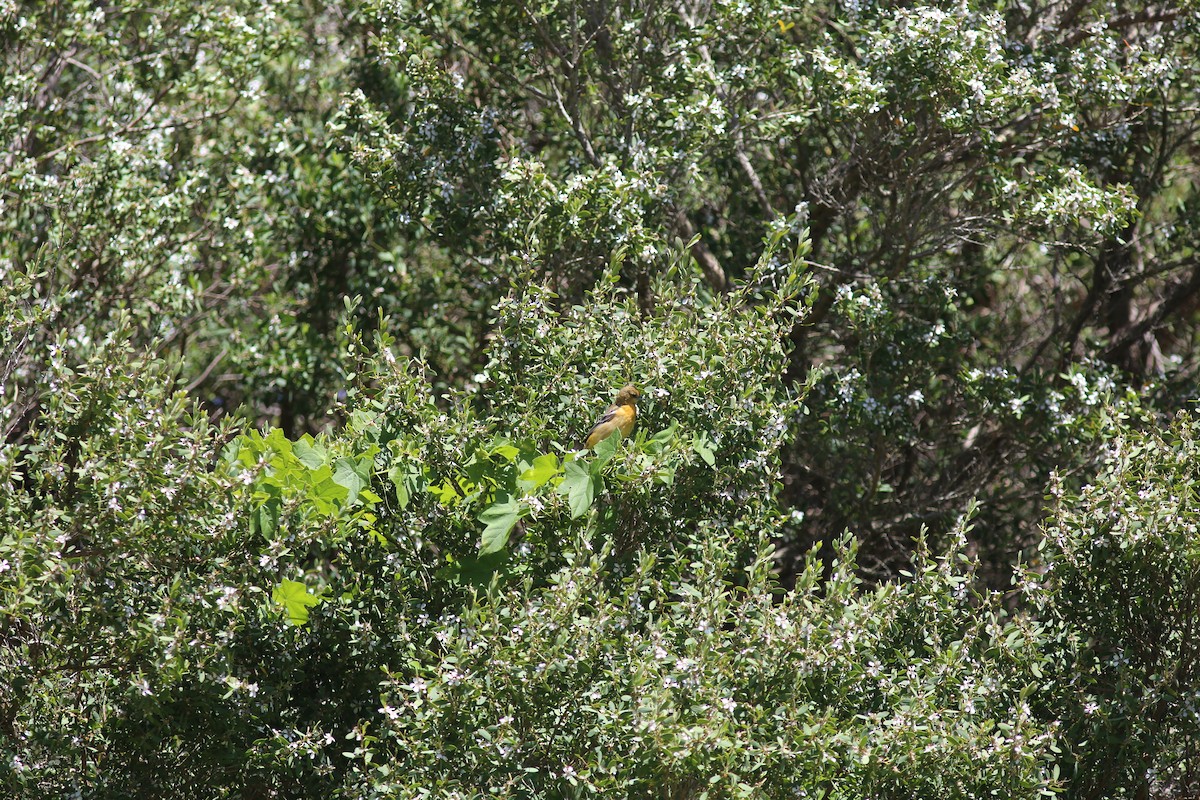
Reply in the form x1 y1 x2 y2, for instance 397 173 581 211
7 0 1200 797
1036 412 1200 799
0 236 1062 797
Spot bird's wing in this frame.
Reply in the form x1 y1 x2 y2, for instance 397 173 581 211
585 405 622 447
589 405 620 432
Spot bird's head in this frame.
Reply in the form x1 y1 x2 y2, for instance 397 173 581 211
614 385 641 405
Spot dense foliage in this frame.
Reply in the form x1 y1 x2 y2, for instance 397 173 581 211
4 0 1200 796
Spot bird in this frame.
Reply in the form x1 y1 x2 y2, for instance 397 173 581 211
585 385 641 449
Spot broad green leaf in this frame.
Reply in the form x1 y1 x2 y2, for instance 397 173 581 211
463 455 493 487
647 421 679 452
479 495 523 555
490 442 521 462
388 464 410 508
559 460 597 519
265 427 294 458
519 453 560 488
253 502 279 537
440 550 509 587
692 433 716 466
387 463 426 509
272 579 324 626
333 456 371 505
429 479 463 506
311 467 345 499
592 430 619 466
294 436 326 469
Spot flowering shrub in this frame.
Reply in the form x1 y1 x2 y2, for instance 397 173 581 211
0 268 1066 796
1036 414 1200 799
347 532 1061 799
6 0 1200 797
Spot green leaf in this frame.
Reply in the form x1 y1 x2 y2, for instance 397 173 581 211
311 466 349 514
479 495 523 555
647 421 679 453
294 435 326 469
253 502 279 537
387 462 425 509
442 550 510 587
333 456 371 505
265 427 293 455
489 442 521 462
519 453 560 488
393 475 410 508
559 460 597 519
272 579 324 626
592 430 620 466
692 433 716 466
429 479 462 506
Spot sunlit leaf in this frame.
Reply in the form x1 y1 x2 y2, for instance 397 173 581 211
272 579 324 626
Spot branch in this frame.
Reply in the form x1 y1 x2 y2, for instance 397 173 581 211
548 78 602 169
1104 258 1200 361
183 348 230 394
735 144 775 216
672 207 726 292
1062 7 1183 48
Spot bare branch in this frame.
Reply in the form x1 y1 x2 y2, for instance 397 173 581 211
672 207 726 292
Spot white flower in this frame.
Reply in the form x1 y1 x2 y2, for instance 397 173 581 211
216 586 238 605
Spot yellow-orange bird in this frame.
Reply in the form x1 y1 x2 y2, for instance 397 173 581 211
585 385 641 449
